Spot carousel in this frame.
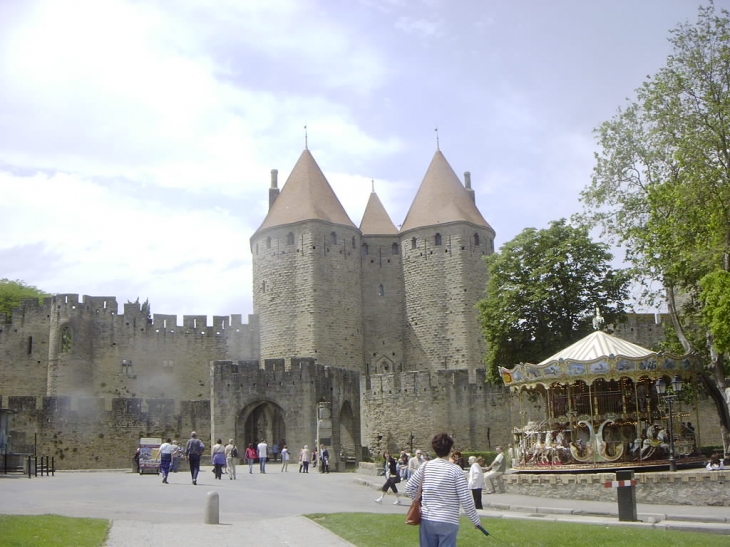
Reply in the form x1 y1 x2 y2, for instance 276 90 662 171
499 325 706 472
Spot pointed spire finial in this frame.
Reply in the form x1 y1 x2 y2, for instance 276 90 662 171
304 123 308 149
435 127 440 151
371 179 375 192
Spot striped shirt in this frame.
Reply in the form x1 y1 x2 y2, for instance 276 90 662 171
405 457 480 527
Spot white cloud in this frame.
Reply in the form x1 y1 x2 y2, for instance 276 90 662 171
394 16 445 38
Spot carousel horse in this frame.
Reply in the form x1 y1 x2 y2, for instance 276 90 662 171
569 421 596 463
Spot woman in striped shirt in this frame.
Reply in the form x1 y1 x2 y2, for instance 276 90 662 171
406 433 481 546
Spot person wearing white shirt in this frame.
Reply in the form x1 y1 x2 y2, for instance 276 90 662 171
257 440 268 473
158 437 175 484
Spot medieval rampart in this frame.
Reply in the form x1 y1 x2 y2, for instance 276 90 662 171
361 368 513 457
1 394 211 469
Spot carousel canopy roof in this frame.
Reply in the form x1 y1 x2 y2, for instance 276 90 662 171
498 330 698 389
538 331 654 364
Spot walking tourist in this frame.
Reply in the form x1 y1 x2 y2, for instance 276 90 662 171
225 438 237 480
158 438 174 484
406 432 481 546
300 445 311 473
245 443 257 474
184 431 205 485
374 450 402 505
257 439 268 473
467 455 484 509
281 445 290 472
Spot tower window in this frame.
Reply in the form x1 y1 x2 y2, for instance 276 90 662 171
411 237 417 249
378 284 384 297
287 232 294 245
362 243 369 256
392 243 398 255
330 232 337 245
435 233 442 246
121 359 133 377
266 237 271 249
474 233 480 246
352 236 356 248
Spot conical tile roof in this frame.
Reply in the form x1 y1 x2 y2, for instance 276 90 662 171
400 150 493 233
254 149 356 235
360 191 398 235
538 330 654 364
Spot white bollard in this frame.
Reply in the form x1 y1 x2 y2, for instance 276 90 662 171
204 491 219 524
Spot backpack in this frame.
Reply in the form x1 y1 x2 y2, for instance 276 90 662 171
232 446 239 458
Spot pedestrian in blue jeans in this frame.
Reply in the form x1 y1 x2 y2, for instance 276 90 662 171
406 433 481 546
257 439 268 473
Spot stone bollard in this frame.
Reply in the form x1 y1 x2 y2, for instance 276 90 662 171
204 491 219 524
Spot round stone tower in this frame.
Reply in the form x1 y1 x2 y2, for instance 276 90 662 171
399 150 496 374
250 149 364 372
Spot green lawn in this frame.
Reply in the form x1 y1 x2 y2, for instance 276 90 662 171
0 515 110 547
306 513 729 547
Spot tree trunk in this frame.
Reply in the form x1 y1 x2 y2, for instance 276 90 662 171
668 285 730 455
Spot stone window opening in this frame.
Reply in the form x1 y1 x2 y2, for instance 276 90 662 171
435 233 442 246
362 243 369 256
262 281 267 293
121 359 134 377
287 232 295 245
392 243 398 255
474 233 480 246
266 237 272 249
352 236 356 248
411 237 417 249
27 336 33 355
330 232 337 245
378 284 384 297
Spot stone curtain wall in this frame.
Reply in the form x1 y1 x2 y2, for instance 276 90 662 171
504 471 730 506
0 295 259 402
210 358 361 462
361 369 513 457
2 394 211 469
361 234 405 375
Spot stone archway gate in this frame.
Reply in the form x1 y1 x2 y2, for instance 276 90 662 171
210 358 361 466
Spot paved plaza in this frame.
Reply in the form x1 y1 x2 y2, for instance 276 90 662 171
1 463 729 545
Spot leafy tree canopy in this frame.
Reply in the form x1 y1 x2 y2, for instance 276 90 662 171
478 219 630 382
575 3 730 447
0 279 50 321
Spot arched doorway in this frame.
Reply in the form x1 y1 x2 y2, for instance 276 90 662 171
238 400 286 449
339 400 357 462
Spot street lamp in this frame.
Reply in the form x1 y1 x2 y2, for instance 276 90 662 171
655 375 684 472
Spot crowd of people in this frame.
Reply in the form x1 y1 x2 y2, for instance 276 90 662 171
133 433 338 485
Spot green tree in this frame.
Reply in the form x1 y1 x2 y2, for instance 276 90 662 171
477 219 630 382
0 279 50 321
577 4 730 449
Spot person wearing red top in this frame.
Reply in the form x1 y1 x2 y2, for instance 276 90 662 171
245 443 257 474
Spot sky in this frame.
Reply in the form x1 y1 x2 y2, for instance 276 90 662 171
0 0 725 322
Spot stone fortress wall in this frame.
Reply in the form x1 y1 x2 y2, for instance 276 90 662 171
3 146 721 470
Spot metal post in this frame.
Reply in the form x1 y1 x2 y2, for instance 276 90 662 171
667 397 676 472
616 470 637 522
